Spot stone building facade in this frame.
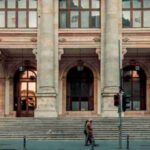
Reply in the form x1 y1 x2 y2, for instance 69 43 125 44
0 0 150 117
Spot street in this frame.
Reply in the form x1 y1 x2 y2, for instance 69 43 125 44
0 139 150 150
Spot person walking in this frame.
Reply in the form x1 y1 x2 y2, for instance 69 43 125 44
84 120 89 146
86 119 95 146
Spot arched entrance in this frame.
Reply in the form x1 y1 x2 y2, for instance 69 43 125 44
66 66 94 111
123 65 146 111
14 68 37 117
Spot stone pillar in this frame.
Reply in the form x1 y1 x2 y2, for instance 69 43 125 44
101 0 121 117
35 0 57 117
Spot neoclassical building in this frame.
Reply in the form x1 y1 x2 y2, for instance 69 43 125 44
0 0 150 117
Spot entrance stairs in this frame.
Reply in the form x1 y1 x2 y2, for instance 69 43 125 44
0 117 150 140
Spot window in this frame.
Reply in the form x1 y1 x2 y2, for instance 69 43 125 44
59 0 100 28
0 0 37 28
122 0 150 28
123 66 146 111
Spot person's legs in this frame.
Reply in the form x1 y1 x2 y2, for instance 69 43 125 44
85 133 90 146
89 133 96 145
88 133 92 145
85 133 88 146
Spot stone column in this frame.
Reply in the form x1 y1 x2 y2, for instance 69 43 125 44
35 0 57 117
101 0 121 117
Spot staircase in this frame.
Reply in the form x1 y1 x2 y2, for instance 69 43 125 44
0 117 150 140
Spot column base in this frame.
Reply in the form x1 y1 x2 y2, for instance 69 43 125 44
35 94 57 118
35 109 57 118
101 94 118 117
102 110 118 117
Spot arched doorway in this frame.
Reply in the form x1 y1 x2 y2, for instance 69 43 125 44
14 68 37 117
66 66 94 111
123 65 146 111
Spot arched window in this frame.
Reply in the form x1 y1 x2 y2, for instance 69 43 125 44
14 67 37 117
123 66 146 111
67 66 94 111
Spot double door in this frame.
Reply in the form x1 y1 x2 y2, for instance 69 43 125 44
14 69 37 117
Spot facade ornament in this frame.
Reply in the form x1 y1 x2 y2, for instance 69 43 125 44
59 38 66 43
93 37 100 42
122 47 127 59
59 48 64 60
0 50 6 62
122 37 129 42
96 48 101 60
30 38 37 42
32 48 37 60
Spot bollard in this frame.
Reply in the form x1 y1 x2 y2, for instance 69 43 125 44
126 135 129 149
23 136 26 150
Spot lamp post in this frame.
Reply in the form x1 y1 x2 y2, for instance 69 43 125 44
19 49 25 72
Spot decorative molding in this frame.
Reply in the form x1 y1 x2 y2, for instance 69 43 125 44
32 48 37 59
59 48 64 60
59 38 66 43
121 47 127 60
0 50 6 61
122 37 129 42
30 38 37 42
93 37 100 42
122 47 127 54
96 48 101 60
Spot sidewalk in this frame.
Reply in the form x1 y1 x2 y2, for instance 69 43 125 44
0 139 150 150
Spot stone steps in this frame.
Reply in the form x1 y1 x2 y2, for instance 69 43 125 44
0 117 150 140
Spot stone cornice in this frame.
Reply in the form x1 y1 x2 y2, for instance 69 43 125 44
59 29 101 34
122 29 150 48
0 29 37 36
122 28 150 34
0 29 37 48
59 29 101 36
0 28 37 33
